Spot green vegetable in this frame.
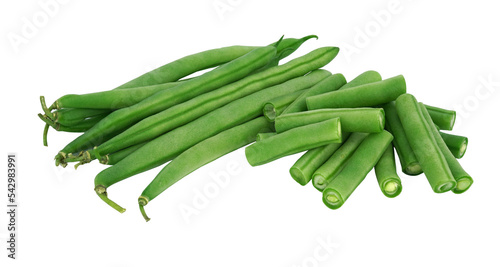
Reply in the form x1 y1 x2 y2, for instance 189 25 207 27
93 69 333 212
306 75 406 109
322 131 393 209
424 104 456 131
382 102 422 175
374 146 402 198
256 132 277 141
274 108 385 133
395 94 456 193
245 118 342 166
263 90 305 122
339 70 382 89
312 132 369 191
419 103 473 194
53 108 112 125
138 117 273 221
439 131 468 159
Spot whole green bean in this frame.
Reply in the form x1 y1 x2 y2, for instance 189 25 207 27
439 131 468 159
395 94 456 193
263 90 305 122
54 108 112 125
275 108 385 133
94 47 338 158
138 117 273 221
245 118 342 166
322 131 393 209
256 132 277 141
424 104 456 131
419 103 473 194
312 132 369 191
374 146 403 198
289 133 350 186
55 45 277 166
93 69 332 212
307 75 406 110
382 101 422 175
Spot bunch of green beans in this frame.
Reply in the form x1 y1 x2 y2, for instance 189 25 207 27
38 36 474 221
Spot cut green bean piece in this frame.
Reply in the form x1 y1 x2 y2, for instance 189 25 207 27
307 75 406 109
439 131 468 159
419 103 473 194
312 132 369 191
245 118 342 166
275 108 385 133
424 104 456 131
340 70 382 90
263 90 305 122
139 117 273 221
382 101 422 175
395 94 456 193
290 133 351 186
374 145 402 198
322 131 393 209
256 132 277 141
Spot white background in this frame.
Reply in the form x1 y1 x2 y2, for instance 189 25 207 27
1 0 499 266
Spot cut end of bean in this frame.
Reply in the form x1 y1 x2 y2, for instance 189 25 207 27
457 138 468 159
313 174 328 191
382 179 402 198
404 163 423 176
434 181 456 193
138 196 151 222
289 167 308 186
95 185 126 213
263 103 277 122
323 190 344 209
452 177 473 194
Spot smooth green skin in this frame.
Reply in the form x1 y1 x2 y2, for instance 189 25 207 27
139 117 273 220
307 75 406 110
312 132 369 191
340 70 382 90
57 46 277 161
419 103 473 194
275 108 385 133
382 101 423 176
95 47 338 157
54 108 112 125
263 90 305 122
256 132 277 141
55 114 108 132
424 104 456 131
281 73 346 114
245 118 342 166
374 145 403 198
439 131 468 159
322 131 393 209
94 69 332 190
395 94 456 193
290 133 350 186
67 142 146 167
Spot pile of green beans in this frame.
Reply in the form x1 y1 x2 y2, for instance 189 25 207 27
38 36 474 221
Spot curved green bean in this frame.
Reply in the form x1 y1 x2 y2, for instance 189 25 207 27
424 104 456 131
245 118 342 166
263 90 305 122
322 131 393 209
374 145 402 198
138 117 273 221
439 131 468 159
307 75 406 109
395 94 456 193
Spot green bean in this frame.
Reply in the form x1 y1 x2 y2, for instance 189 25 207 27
340 70 382 89
55 45 277 166
307 75 406 109
424 104 456 131
38 113 107 133
263 90 305 122
66 142 147 169
245 118 342 166
322 131 393 209
419 103 473 194
289 133 350 186
275 108 385 133
94 47 338 159
312 132 369 191
94 69 332 212
382 101 422 175
374 146 402 198
395 94 456 193
138 117 273 221
256 132 277 141
439 131 468 159
54 108 112 125
281 74 346 114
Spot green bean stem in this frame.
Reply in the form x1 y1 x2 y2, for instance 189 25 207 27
245 118 342 166
382 101 422 175
419 103 473 194
256 132 277 141
43 124 49 147
307 75 406 109
93 69 332 210
374 145 403 198
312 132 369 191
275 108 385 133
439 131 468 159
424 104 456 131
395 94 456 193
263 90 305 122
322 131 393 209
139 117 273 221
